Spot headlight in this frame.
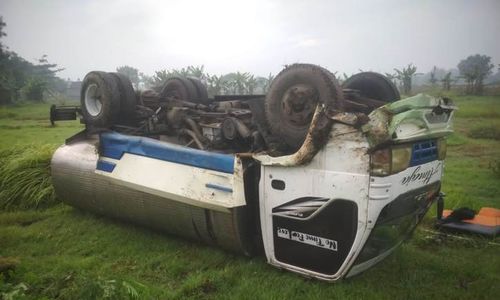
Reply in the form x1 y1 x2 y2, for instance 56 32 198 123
371 145 412 176
391 145 412 173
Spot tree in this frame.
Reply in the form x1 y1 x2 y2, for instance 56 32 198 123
23 55 64 101
394 64 418 94
20 77 47 101
0 16 11 102
255 76 269 93
139 72 153 89
206 74 225 96
0 52 63 103
223 72 250 94
186 65 206 80
0 52 33 103
148 66 273 96
0 17 65 103
384 72 398 86
246 75 258 94
441 72 453 91
457 54 494 95
0 16 6 55
429 66 438 86
262 73 274 93
151 65 208 88
152 69 170 87
342 73 350 84
116 65 139 89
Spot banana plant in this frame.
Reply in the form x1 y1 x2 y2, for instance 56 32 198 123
394 64 418 94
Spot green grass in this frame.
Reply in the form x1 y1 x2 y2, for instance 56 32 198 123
0 145 57 210
1 96 500 299
0 103 82 150
0 103 81 210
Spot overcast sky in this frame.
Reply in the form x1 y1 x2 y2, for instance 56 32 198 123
1 0 499 80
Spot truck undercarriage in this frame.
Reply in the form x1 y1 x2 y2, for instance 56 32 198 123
52 64 406 155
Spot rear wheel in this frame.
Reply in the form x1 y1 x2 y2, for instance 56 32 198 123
265 64 343 151
187 77 209 104
108 72 138 125
160 76 198 102
80 71 120 128
343 72 400 102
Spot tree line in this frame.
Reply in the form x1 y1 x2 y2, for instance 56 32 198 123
117 65 275 96
119 54 497 97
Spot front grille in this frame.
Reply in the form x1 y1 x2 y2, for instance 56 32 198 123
411 140 437 166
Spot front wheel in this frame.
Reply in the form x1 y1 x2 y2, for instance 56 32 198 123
343 72 400 102
265 64 343 151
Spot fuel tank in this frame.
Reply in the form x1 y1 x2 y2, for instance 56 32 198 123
51 139 258 255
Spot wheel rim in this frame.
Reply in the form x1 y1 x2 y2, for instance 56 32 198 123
281 84 318 127
84 83 102 116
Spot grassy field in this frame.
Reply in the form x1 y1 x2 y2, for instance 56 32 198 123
1 96 499 299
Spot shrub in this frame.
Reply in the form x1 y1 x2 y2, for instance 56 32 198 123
0 144 58 210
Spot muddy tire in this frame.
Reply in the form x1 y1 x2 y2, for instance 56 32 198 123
80 71 121 128
343 72 400 102
108 72 138 125
265 64 343 151
160 76 198 102
187 77 209 104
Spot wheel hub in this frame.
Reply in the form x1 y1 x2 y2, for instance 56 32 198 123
281 84 318 127
84 83 102 117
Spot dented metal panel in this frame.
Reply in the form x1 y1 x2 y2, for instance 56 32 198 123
259 123 372 281
363 94 456 147
51 140 255 254
94 132 246 211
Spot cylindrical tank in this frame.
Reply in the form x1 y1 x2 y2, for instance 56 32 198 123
51 140 259 255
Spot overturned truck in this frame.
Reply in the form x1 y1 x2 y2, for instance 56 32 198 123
50 64 455 281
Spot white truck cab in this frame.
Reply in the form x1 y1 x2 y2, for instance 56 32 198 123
256 93 453 280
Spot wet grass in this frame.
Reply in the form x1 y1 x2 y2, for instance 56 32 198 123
0 96 499 299
0 145 57 210
0 102 82 150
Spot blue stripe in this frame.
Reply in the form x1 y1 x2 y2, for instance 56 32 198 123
205 183 233 193
96 160 116 172
99 132 235 174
